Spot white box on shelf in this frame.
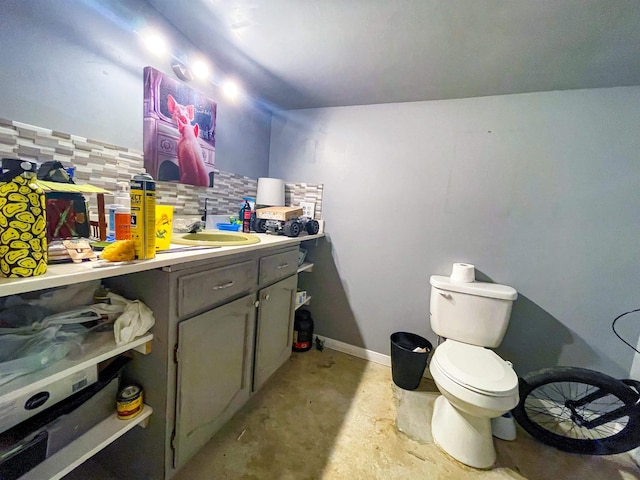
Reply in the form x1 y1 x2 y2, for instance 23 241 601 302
0 364 98 435
296 290 307 307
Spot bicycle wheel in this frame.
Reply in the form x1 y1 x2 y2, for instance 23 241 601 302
512 367 640 455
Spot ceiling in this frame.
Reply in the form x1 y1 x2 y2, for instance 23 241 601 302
148 0 640 111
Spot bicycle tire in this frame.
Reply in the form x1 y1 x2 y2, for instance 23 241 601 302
512 367 640 455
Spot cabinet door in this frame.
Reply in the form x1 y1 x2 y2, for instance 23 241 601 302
253 274 297 391
174 294 256 469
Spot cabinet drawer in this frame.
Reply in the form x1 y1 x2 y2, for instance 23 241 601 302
178 260 257 318
259 249 299 286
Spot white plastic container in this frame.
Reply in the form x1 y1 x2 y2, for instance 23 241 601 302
114 181 130 209
491 412 517 441
107 182 131 241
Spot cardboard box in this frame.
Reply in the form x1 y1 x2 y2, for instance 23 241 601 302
296 290 307 307
255 206 303 221
297 248 307 266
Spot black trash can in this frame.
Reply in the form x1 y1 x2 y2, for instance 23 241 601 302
390 332 433 390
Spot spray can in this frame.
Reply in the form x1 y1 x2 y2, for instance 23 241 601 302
241 200 252 233
130 170 156 259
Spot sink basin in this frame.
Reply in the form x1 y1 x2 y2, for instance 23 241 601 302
172 231 260 247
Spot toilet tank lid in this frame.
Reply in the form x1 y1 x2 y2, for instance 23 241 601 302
430 275 517 300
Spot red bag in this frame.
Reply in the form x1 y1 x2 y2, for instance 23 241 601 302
46 193 90 240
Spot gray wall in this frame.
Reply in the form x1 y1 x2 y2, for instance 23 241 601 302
0 0 271 179
3 1 639 378
270 86 640 378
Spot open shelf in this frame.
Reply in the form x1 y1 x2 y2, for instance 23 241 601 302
296 261 313 310
0 332 154 480
295 296 311 310
0 332 153 405
297 262 313 273
19 405 153 480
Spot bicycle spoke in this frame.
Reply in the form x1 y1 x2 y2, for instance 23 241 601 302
523 380 630 440
513 369 640 454
529 385 571 419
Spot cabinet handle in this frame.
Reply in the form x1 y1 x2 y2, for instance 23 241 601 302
262 293 270 301
277 263 289 269
212 280 235 290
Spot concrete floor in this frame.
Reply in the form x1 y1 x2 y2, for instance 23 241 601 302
69 347 639 479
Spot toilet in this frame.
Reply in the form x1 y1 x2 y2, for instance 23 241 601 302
428 270 519 469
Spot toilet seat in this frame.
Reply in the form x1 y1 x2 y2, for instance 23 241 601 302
431 340 518 397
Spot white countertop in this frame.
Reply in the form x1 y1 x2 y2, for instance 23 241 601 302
0 233 324 297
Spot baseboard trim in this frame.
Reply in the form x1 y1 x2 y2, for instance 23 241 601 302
317 336 433 379
318 336 391 367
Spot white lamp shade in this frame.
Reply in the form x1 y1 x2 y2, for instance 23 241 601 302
256 177 285 206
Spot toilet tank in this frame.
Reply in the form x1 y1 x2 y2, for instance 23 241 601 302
429 275 518 348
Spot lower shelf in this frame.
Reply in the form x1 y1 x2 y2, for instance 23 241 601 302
19 404 153 480
295 295 311 310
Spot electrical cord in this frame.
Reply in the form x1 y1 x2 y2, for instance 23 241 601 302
611 308 640 354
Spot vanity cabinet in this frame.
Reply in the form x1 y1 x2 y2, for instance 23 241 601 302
0 232 324 480
99 244 300 479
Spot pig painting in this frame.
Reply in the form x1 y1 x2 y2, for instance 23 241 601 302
143 67 216 187
166 94 209 187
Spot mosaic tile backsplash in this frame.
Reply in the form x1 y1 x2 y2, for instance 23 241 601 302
0 118 323 219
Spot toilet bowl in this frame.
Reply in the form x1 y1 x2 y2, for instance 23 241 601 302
427 270 518 468
429 340 519 468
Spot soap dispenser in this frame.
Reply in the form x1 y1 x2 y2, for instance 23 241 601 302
114 181 131 210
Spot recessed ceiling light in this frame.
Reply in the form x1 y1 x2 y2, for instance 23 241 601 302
144 33 166 55
191 60 210 79
223 81 240 99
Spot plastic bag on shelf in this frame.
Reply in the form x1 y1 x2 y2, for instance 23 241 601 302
0 299 50 329
24 280 101 314
41 290 155 345
113 299 155 345
0 286 155 386
0 325 86 386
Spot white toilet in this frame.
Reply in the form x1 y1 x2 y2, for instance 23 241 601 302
428 270 519 469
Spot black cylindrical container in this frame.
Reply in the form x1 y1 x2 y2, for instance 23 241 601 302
293 309 314 352
390 332 433 390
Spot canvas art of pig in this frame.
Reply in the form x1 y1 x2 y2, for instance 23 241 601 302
166 94 209 187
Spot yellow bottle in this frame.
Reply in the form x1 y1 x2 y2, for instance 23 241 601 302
130 170 156 260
